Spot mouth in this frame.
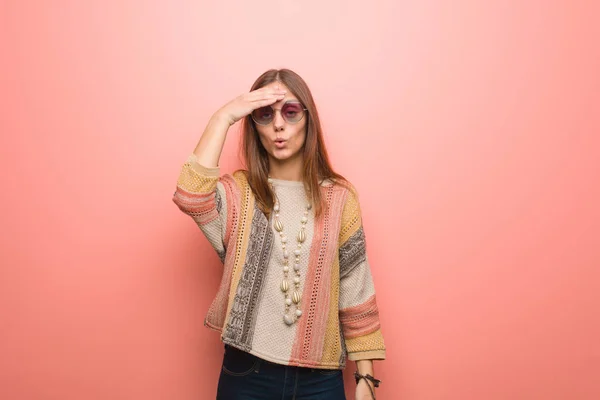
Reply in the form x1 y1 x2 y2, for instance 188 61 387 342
274 139 287 148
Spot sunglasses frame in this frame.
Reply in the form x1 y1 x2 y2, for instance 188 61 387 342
251 101 308 126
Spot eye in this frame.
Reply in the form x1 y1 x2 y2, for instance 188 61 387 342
257 108 273 118
283 103 303 115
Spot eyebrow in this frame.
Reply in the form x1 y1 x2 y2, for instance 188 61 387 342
273 99 301 107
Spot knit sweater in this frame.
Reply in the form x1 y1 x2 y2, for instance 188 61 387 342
172 154 386 369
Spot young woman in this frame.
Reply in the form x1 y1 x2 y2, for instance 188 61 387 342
173 68 385 399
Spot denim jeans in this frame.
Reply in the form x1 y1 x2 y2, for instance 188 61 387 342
216 344 346 400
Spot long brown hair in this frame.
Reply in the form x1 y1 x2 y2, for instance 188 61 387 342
239 68 349 219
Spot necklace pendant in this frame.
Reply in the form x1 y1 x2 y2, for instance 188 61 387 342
274 218 283 232
284 314 294 326
280 280 289 292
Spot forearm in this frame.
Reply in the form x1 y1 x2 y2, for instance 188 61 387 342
192 113 231 168
356 359 374 376
355 359 377 395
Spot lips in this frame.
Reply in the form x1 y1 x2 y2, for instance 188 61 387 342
274 139 287 149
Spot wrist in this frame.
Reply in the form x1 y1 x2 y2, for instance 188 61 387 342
354 371 381 388
358 377 375 390
354 371 380 400
211 111 234 128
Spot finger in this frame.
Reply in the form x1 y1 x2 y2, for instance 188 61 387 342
250 94 285 105
247 91 286 104
247 91 285 104
250 96 282 109
248 86 286 99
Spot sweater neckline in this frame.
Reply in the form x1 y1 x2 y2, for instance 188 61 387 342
268 177 305 187
267 177 334 188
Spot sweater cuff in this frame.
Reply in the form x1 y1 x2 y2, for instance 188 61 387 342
187 154 220 177
348 350 386 361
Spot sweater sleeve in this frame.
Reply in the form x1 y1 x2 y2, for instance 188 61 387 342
172 154 231 263
338 185 386 361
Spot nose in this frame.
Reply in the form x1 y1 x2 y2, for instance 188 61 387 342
272 109 285 131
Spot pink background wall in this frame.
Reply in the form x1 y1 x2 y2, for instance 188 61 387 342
2 1 599 399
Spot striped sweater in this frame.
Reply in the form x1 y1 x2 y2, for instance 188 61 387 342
172 154 386 369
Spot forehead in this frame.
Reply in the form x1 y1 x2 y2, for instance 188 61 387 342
264 81 299 106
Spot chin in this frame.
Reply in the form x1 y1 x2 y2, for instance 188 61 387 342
270 149 293 160
272 154 291 161
271 152 296 161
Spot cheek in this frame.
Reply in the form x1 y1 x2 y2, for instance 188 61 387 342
291 121 307 142
256 129 270 147
295 127 307 147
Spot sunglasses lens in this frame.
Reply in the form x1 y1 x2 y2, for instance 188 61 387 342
252 106 273 125
282 103 305 123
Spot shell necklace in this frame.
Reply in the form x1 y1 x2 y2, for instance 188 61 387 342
268 177 311 326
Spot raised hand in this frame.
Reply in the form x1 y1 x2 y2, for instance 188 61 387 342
215 84 287 126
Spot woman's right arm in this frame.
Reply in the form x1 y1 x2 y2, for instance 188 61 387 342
192 84 288 167
173 85 287 261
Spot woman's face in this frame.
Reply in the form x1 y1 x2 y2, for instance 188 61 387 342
254 82 307 165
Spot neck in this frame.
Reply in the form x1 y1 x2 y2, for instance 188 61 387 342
269 154 304 181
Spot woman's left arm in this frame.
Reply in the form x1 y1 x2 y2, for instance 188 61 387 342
338 185 386 361
338 185 386 399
